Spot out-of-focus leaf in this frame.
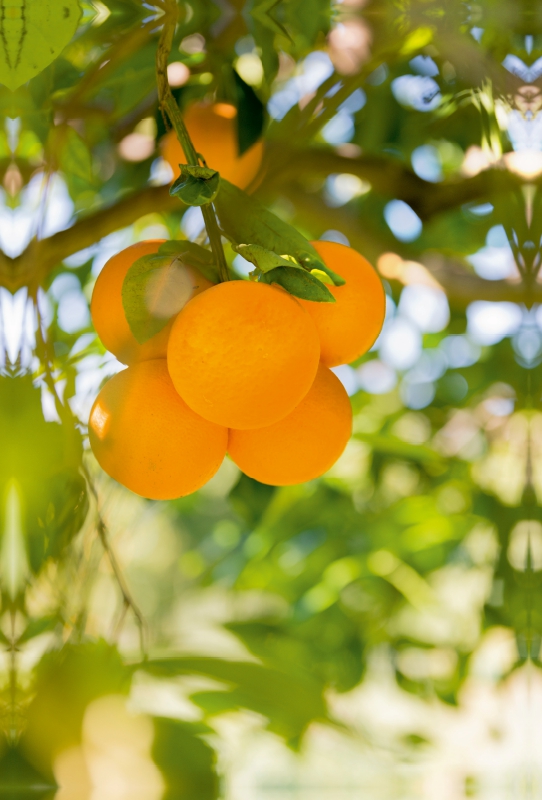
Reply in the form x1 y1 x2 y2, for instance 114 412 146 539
59 126 93 183
0 376 86 576
354 433 445 465
20 642 130 779
152 718 219 800
233 70 265 155
0 747 55 797
142 657 329 745
229 473 276 527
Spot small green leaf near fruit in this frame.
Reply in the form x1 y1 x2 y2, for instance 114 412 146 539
122 251 217 344
170 165 220 206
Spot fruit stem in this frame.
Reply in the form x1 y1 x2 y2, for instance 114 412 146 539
156 1 230 282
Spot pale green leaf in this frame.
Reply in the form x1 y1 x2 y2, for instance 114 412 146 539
260 266 336 302
0 0 82 92
59 127 92 183
122 253 212 344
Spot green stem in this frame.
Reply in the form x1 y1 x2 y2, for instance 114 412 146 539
157 2 230 282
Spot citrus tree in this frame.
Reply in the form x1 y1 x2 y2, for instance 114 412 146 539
0 0 539 794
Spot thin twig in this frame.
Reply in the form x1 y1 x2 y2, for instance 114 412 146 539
83 465 147 657
97 517 147 657
155 0 230 282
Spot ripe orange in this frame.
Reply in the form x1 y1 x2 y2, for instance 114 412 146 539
298 241 386 367
167 280 320 430
91 240 213 365
228 364 352 485
89 360 227 500
161 102 263 189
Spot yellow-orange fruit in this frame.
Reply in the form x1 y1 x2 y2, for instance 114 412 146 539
89 360 227 500
161 102 263 189
228 364 352 485
91 240 213 365
298 241 386 367
167 280 320 430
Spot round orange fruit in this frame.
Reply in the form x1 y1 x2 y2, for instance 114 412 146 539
298 241 386 367
91 240 213 365
161 102 263 189
89 360 228 499
167 280 320 430
228 364 352 485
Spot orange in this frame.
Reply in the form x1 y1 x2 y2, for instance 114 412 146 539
298 241 386 367
91 240 213 365
167 280 320 430
228 364 352 485
89 360 227 500
161 102 263 189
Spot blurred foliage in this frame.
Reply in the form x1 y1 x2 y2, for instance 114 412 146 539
0 0 540 795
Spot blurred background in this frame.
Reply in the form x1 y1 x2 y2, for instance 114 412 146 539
0 0 541 797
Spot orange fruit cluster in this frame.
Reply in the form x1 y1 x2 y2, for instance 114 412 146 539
89 240 385 500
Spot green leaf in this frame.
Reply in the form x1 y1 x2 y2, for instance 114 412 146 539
233 69 265 155
310 268 333 285
142 657 329 745
215 179 328 272
152 718 219 800
170 165 220 206
232 243 301 273
122 253 213 344
0 0 82 92
158 240 220 283
315 263 346 286
354 433 445 465
59 126 93 183
261 266 336 302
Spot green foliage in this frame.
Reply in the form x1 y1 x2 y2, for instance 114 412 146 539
0 376 86 578
144 657 329 745
0 0 81 91
1 0 540 791
170 165 221 206
122 242 220 344
152 718 219 800
260 263 335 301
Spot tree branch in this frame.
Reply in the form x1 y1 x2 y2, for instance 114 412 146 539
0 185 178 291
283 185 541 308
265 144 530 220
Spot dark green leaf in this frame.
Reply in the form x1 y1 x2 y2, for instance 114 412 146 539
152 718 219 800
215 179 328 272
170 165 220 206
233 70 265 155
260 266 336 302
142 657 329 744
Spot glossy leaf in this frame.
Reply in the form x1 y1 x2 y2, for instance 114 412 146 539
232 243 301 273
260 265 336 302
215 179 328 273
